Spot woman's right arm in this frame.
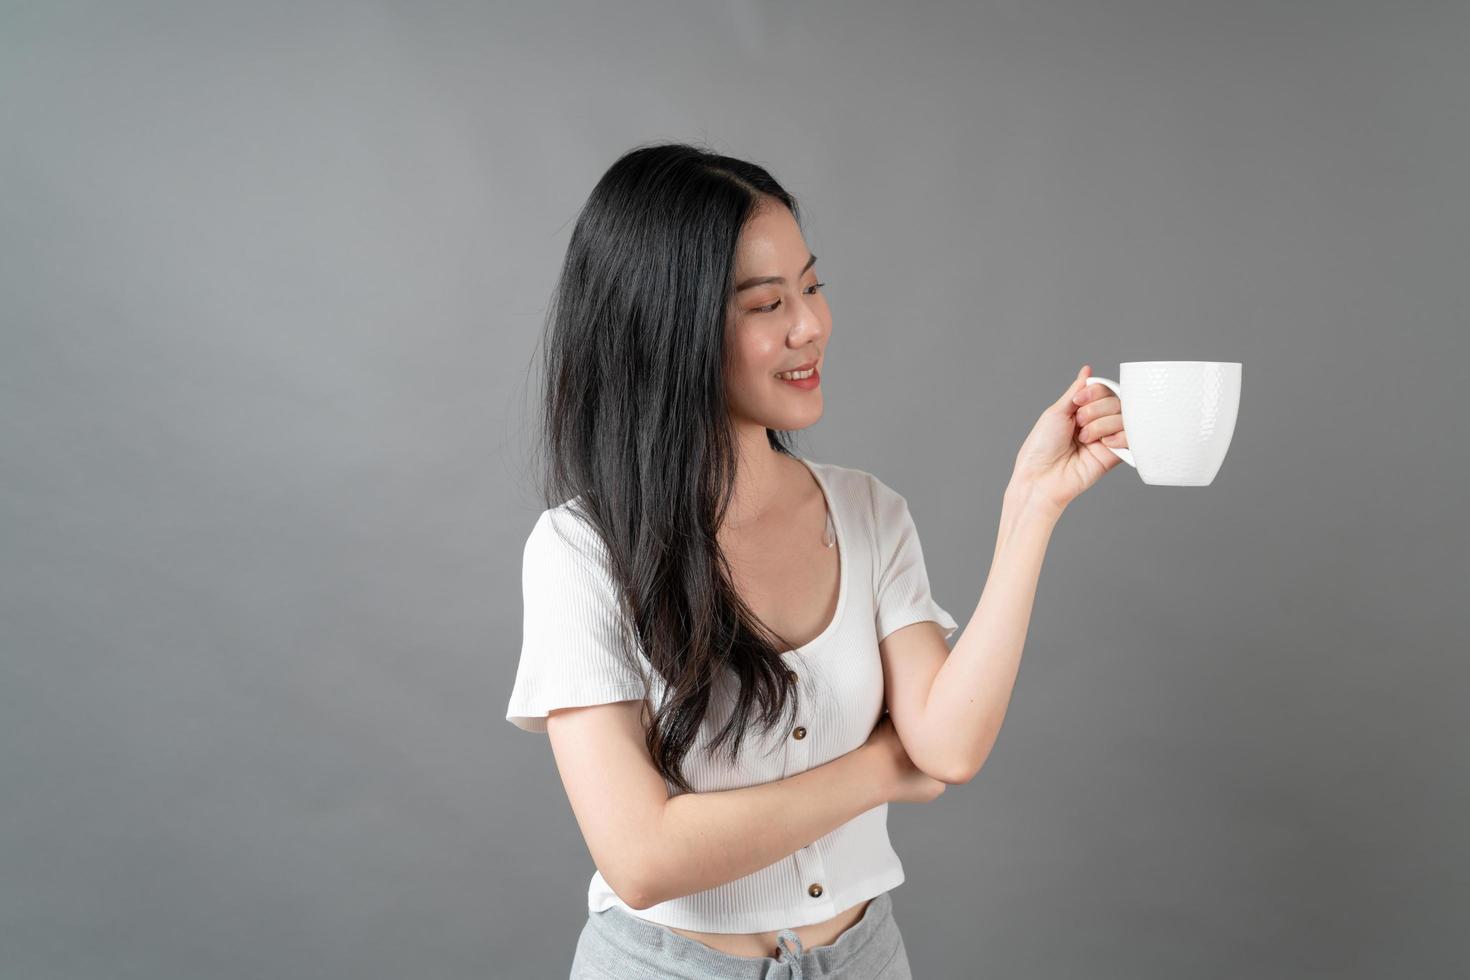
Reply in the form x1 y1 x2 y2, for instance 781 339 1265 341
545 701 943 910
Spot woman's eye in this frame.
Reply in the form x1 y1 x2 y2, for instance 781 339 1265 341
751 281 826 315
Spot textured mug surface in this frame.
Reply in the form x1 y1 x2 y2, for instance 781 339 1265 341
1085 361 1241 486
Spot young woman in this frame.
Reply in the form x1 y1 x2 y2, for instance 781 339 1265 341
506 143 1129 979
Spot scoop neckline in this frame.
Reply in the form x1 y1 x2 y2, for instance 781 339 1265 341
783 456 847 656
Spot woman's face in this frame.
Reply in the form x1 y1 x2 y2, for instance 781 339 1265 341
724 200 831 434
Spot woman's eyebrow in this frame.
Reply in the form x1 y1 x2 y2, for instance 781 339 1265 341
735 253 817 292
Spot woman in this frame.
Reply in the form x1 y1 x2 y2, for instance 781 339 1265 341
505 143 1128 979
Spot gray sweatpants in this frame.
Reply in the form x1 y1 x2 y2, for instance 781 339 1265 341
568 889 912 979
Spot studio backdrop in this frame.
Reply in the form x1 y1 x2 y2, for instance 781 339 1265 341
2 1 1466 977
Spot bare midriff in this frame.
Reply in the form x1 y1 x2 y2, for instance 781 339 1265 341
663 896 872 959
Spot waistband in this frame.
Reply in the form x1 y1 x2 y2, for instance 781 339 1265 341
586 890 896 978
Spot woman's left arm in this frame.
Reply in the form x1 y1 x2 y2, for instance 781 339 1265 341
913 483 1061 783
911 364 1128 782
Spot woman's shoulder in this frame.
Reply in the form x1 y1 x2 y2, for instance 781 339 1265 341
801 456 871 487
802 457 898 513
524 495 612 572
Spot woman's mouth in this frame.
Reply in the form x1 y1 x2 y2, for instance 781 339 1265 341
775 365 820 390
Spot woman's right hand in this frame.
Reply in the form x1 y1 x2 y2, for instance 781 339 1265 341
864 712 947 804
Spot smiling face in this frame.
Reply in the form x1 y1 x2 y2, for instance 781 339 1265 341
724 198 831 435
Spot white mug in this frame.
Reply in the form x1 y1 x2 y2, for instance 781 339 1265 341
1085 361 1241 486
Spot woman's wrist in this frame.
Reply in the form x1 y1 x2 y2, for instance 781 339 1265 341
857 742 898 806
1004 475 1067 522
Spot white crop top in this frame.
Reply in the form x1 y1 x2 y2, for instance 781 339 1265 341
505 457 959 933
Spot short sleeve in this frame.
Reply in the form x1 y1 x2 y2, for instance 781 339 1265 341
505 508 649 733
869 475 960 644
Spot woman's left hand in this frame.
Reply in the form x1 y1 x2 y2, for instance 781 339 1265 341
1010 364 1130 513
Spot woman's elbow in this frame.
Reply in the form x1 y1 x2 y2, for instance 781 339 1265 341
926 750 983 786
604 851 664 910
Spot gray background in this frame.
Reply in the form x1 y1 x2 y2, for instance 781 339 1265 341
3 1 1466 977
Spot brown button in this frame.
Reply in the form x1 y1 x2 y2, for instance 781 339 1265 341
787 670 799 684
808 883 824 898
792 726 807 740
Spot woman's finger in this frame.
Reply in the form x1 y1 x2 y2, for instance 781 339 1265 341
1078 413 1125 443
1075 394 1120 428
1054 365 1091 413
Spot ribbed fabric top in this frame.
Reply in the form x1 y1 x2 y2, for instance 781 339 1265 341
505 457 958 933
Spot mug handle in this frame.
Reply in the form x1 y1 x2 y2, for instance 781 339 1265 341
1083 377 1136 468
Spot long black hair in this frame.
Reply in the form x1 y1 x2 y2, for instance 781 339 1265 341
530 141 810 794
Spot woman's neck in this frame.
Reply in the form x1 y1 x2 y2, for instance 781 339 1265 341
724 436 795 530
